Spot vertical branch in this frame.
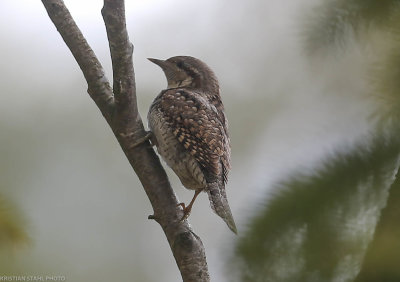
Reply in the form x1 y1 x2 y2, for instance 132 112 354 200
41 0 210 281
102 0 138 128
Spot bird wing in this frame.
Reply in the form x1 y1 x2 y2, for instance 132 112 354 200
159 89 231 183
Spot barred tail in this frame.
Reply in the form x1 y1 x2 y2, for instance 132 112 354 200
206 182 237 234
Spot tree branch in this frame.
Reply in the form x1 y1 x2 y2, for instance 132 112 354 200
41 0 210 281
102 1 137 121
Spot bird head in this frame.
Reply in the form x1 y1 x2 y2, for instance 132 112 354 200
148 56 219 94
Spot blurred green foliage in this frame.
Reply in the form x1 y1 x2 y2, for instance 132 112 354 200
234 134 400 282
0 194 30 250
304 0 400 54
355 174 400 282
233 1 400 281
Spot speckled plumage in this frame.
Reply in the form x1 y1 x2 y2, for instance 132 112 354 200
148 56 236 233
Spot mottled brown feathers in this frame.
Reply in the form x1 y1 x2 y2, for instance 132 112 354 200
147 55 236 233
153 89 230 183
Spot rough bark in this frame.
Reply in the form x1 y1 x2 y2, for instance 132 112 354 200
41 0 210 281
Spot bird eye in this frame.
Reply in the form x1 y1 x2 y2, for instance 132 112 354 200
176 61 184 69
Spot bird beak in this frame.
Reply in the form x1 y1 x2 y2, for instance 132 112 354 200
148 58 166 68
148 58 178 88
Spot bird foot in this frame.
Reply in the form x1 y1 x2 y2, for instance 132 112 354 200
177 202 192 222
129 131 155 149
176 189 202 222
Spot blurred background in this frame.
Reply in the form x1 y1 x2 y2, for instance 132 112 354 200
1 0 400 281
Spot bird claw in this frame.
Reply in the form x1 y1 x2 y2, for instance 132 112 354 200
177 202 191 221
129 131 154 149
